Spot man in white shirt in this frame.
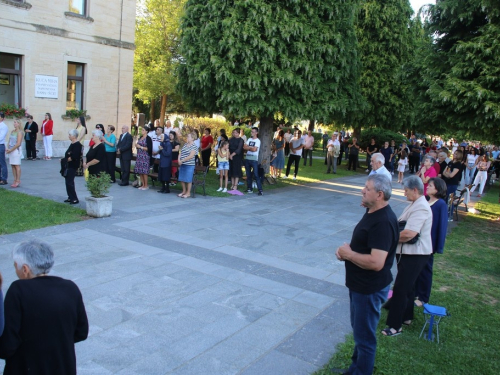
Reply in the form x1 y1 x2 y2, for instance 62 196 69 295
243 127 263 195
369 153 392 183
303 130 315 166
326 132 340 174
151 126 164 173
0 112 8 184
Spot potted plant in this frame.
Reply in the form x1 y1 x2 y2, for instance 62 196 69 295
85 172 113 217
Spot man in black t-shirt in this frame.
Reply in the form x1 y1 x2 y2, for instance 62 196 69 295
365 138 378 173
336 174 399 375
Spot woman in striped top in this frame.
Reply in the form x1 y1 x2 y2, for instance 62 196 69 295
177 132 198 198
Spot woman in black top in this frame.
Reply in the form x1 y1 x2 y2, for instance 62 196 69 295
64 129 83 204
84 130 107 177
228 128 244 190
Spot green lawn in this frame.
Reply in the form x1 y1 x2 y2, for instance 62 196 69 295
0 189 87 235
314 185 500 374
181 155 367 197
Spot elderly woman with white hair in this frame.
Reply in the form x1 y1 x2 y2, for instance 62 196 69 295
382 176 432 336
63 129 83 204
0 240 88 374
84 129 107 177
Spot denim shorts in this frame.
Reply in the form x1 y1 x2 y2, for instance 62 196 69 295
218 161 229 170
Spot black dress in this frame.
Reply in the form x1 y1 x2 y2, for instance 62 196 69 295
229 137 244 178
0 276 88 375
86 143 107 176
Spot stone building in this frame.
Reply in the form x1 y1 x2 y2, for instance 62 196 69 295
0 0 135 154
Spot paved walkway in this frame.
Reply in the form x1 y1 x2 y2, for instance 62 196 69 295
0 159 410 375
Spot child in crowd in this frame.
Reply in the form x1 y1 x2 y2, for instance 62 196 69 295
217 141 229 192
269 143 278 178
397 150 408 183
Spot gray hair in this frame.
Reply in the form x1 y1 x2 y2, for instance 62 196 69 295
402 175 424 195
12 240 55 276
68 129 79 138
371 153 385 165
438 152 447 159
425 155 436 165
367 174 392 201
92 129 104 140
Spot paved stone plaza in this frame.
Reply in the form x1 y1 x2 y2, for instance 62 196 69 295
0 160 409 374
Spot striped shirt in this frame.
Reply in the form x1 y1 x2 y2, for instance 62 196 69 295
180 143 198 165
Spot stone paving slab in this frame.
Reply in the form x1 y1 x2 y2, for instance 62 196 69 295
0 159 411 374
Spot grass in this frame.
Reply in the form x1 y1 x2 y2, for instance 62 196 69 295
314 185 500 375
175 155 368 197
0 189 87 235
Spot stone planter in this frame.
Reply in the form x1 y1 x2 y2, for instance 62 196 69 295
85 196 113 218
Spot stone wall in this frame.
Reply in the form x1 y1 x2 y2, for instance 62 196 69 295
0 0 136 141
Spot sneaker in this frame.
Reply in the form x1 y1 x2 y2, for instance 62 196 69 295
216 187 223 192
365 169 369 173
283 175 288 179
293 176 297 180
246 189 253 193
258 191 263 196
222 188 227 193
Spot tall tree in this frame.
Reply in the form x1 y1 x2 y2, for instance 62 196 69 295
349 0 415 136
177 0 363 165
134 0 186 123
415 0 500 142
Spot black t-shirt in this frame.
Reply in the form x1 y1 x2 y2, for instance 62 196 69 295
367 144 378 154
438 161 448 176
345 205 399 294
411 144 421 157
444 161 463 185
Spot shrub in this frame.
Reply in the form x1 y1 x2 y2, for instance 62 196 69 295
358 128 407 150
0 103 27 118
85 172 111 198
65 109 87 120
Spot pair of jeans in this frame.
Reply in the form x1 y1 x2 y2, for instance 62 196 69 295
386 254 430 330
244 159 262 191
446 184 458 219
366 154 372 171
348 284 390 375
0 144 7 182
326 152 337 173
286 154 301 177
465 165 476 185
302 148 313 166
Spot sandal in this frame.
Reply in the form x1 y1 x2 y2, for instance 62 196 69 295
177 193 184 197
381 327 402 337
181 194 190 198
414 300 425 308
403 320 412 326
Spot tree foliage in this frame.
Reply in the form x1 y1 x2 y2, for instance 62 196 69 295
416 0 500 142
352 0 415 132
134 0 186 120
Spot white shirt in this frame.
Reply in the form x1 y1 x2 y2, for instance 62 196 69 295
369 165 392 182
0 121 8 145
245 137 260 161
151 133 163 159
163 126 174 135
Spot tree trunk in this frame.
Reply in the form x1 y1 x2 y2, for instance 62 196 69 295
308 119 315 132
258 115 274 173
353 126 361 140
149 99 155 124
160 94 167 126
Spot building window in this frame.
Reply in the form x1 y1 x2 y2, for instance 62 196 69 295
66 62 85 110
0 52 22 107
69 0 87 16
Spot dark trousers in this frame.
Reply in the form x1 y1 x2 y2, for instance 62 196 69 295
286 154 301 177
409 155 420 173
201 149 211 167
244 159 263 192
26 137 37 159
302 149 313 166
415 254 435 304
348 285 390 375
119 156 131 185
338 151 343 165
284 142 290 157
65 168 78 201
348 154 358 171
106 152 117 182
386 254 430 330
366 154 372 171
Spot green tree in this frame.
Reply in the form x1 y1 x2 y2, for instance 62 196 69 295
416 0 500 142
349 0 415 137
134 0 186 123
177 0 363 165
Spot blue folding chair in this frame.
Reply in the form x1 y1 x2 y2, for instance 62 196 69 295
419 304 450 343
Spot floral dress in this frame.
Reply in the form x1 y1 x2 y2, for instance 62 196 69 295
134 137 150 174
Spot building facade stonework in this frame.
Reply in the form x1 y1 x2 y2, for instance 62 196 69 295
0 0 135 152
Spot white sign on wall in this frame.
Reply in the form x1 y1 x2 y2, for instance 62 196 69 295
35 75 58 99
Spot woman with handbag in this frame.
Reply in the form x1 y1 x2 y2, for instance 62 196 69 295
381 176 433 336
63 129 82 204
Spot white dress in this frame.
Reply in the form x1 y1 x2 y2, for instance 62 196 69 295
8 133 22 165
397 157 408 173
